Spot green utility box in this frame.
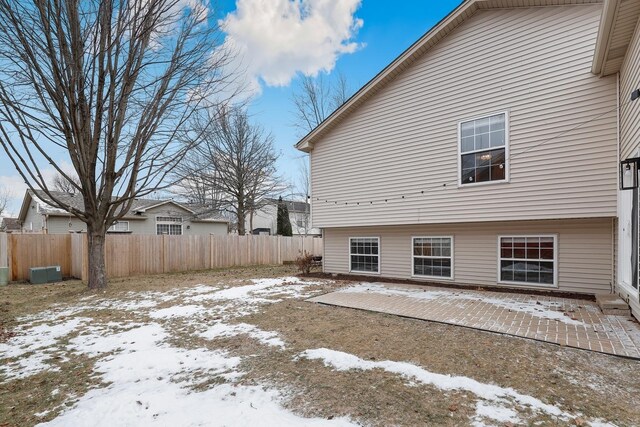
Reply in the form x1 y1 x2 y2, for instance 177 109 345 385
0 267 8 286
29 266 62 284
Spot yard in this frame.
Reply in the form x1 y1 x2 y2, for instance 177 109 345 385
1 266 639 426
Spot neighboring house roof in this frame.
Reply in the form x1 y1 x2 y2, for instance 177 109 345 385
295 0 602 152
592 0 640 76
0 217 21 231
266 198 310 213
18 190 228 222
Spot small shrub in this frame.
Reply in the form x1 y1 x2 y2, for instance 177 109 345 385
295 250 315 275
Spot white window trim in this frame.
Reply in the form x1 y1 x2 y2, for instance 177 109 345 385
155 215 183 235
349 237 381 275
497 234 558 288
458 110 510 187
411 236 454 280
108 221 130 232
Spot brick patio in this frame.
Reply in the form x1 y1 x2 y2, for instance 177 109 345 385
307 282 640 359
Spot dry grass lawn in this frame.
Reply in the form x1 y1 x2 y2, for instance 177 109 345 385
1 265 639 426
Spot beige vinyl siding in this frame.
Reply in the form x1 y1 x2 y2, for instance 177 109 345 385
187 221 228 235
47 217 86 233
617 9 640 319
619 11 640 160
324 218 614 295
310 5 618 228
21 201 45 232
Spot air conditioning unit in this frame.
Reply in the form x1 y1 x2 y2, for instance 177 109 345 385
0 267 7 286
29 266 62 284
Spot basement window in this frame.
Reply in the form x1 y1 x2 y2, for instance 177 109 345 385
499 236 557 286
349 237 380 273
459 112 508 185
412 237 453 279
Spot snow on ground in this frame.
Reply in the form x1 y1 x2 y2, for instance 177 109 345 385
0 317 91 380
298 348 614 427
41 322 355 426
339 283 590 326
2 277 358 426
199 322 286 348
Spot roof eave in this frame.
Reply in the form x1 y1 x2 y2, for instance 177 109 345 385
293 0 479 152
591 0 619 75
17 189 34 221
136 200 196 214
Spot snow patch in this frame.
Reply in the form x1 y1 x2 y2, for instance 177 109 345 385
149 305 204 319
199 322 285 348
0 317 91 381
299 348 579 424
41 323 354 426
339 283 588 326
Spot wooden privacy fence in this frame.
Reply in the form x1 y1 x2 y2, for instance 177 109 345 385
0 233 323 282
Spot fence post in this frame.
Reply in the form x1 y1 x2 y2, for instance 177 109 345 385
277 235 281 265
82 234 89 283
0 233 7 274
209 234 214 269
0 233 5 266
162 234 168 273
8 234 14 281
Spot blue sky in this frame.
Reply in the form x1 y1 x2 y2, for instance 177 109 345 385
0 0 461 215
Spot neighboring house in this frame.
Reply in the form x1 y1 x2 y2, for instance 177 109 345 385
17 190 229 235
0 217 21 233
296 0 640 319
248 198 321 236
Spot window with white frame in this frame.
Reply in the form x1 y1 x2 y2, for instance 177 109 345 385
499 236 556 285
108 221 129 232
412 237 453 278
349 237 379 273
156 216 183 235
460 112 507 185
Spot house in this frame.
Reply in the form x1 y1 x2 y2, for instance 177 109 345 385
0 217 21 233
296 0 640 319
248 198 321 236
16 190 229 235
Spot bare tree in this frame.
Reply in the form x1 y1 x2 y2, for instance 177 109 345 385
0 185 10 217
0 0 236 289
289 158 312 236
290 72 349 235
174 107 281 235
291 72 350 137
52 173 81 194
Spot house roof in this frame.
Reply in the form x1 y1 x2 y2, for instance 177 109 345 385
295 0 603 153
0 217 20 231
267 198 310 213
18 190 228 222
592 0 640 76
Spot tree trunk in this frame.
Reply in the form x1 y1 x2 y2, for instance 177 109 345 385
87 224 107 290
237 199 246 235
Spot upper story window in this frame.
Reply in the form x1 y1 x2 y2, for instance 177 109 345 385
156 216 183 235
459 112 507 185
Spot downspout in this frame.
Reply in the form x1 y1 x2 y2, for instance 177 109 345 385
614 72 620 293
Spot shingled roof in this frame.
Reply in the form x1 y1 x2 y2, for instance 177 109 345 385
266 198 310 213
19 190 228 222
0 217 21 231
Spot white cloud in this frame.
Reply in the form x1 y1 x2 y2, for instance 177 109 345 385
0 161 75 217
221 0 363 94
